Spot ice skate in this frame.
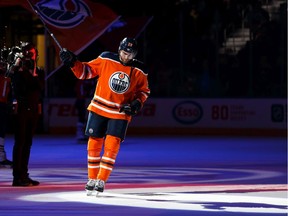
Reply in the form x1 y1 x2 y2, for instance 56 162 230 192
85 179 96 196
95 179 105 197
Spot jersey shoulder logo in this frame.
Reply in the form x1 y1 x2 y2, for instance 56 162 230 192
35 0 91 29
109 72 130 94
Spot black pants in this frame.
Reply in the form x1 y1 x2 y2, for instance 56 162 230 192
13 104 39 180
85 111 129 141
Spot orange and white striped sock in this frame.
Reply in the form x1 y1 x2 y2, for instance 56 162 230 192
97 135 121 182
87 137 104 179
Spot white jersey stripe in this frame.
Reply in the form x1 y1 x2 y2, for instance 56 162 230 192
94 95 121 107
90 102 125 115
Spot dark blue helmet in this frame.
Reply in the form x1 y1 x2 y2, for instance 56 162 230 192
118 37 138 57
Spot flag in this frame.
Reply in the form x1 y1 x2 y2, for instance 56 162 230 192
0 0 120 52
0 1 154 80
0 0 120 78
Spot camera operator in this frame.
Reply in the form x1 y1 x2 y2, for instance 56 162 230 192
10 42 45 186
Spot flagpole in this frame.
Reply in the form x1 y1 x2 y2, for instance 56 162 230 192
26 0 64 81
26 0 63 50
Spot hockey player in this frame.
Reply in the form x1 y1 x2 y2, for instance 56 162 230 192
60 37 150 195
0 57 13 168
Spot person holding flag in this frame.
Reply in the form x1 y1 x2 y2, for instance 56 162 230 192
60 37 150 195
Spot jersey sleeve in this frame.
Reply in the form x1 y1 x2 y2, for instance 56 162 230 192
134 69 150 106
71 57 102 80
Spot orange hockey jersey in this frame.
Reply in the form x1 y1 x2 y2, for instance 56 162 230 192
0 74 11 104
71 51 150 121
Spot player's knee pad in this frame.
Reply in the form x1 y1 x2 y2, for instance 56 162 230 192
103 135 121 159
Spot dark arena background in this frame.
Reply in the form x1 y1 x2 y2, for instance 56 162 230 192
0 0 287 216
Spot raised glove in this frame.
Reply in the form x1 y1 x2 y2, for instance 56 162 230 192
119 99 141 116
59 48 77 67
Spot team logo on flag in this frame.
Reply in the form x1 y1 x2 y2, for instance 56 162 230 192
109 72 130 94
35 0 91 28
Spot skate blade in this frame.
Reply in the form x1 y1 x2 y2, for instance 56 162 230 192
86 189 103 197
86 190 95 196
